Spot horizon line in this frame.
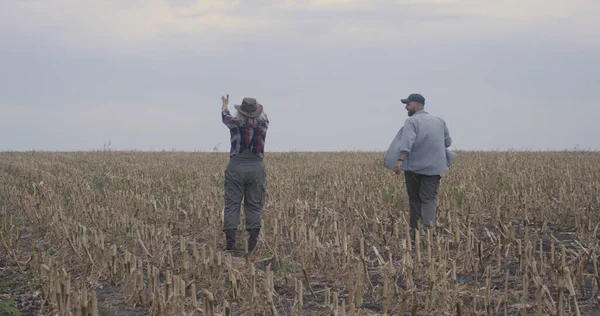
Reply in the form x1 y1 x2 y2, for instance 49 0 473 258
1 148 599 153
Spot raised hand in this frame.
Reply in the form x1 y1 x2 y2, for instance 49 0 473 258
221 94 229 109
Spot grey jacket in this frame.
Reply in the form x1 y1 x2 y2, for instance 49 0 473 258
384 111 456 174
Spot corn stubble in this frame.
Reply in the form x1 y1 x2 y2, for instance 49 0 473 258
0 151 599 315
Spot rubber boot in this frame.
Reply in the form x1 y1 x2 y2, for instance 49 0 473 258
224 229 236 251
409 228 416 247
247 228 260 253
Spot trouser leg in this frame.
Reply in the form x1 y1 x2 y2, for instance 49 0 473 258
223 166 244 231
243 167 266 230
244 167 265 253
419 174 441 228
404 171 422 232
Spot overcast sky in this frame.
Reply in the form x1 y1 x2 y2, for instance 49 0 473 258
1 0 599 152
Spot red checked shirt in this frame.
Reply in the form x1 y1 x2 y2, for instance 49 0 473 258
222 109 269 159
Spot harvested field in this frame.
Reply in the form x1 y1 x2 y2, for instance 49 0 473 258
0 151 599 315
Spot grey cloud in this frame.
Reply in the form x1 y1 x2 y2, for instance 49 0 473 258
1 1 599 151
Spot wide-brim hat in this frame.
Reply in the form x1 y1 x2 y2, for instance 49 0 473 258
234 97 263 118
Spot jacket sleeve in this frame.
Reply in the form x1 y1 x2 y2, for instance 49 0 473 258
222 109 237 129
443 120 452 148
398 118 417 154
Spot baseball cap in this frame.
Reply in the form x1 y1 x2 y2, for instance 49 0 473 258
401 93 425 104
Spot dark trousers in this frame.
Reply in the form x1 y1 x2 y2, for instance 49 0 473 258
404 171 441 231
223 151 266 231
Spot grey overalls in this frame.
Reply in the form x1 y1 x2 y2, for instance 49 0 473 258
223 149 266 231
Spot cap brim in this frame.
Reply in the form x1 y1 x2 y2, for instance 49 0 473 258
401 99 410 104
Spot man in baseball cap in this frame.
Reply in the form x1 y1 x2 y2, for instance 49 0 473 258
386 93 454 243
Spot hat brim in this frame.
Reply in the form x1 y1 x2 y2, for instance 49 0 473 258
234 103 263 118
401 99 410 104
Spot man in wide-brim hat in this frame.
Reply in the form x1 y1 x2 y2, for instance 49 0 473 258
220 94 269 254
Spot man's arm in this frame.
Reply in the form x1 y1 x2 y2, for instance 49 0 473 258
222 109 238 129
443 120 452 148
398 118 417 158
221 94 238 129
393 121 415 174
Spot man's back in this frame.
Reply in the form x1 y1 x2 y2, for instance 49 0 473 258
399 110 451 176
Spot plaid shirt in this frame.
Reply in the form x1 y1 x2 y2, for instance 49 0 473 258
222 109 269 158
